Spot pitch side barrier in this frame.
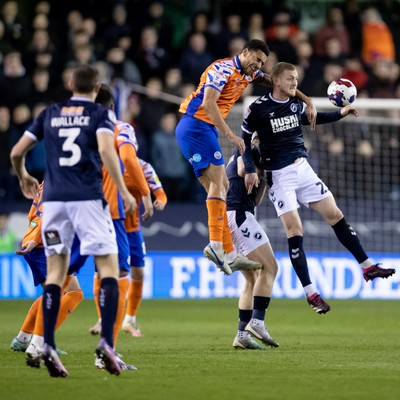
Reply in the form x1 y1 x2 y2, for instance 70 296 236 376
1 252 399 300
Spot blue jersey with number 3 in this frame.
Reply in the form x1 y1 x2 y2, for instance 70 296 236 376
25 97 116 202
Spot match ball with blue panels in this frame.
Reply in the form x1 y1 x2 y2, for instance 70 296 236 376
327 78 357 107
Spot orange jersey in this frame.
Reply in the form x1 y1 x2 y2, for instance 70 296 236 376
102 120 144 219
179 55 265 124
22 182 44 248
124 159 166 233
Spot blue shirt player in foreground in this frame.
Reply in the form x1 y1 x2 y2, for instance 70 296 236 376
242 62 396 314
10 65 136 377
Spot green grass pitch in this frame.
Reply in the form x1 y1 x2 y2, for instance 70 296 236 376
0 298 399 400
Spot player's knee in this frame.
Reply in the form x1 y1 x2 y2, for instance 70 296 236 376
131 268 144 281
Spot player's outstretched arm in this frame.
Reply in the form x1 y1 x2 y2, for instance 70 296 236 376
340 104 359 118
10 135 39 199
97 131 137 215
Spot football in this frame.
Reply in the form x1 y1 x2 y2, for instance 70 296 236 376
327 78 357 107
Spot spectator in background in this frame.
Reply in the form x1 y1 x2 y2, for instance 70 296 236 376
0 50 32 109
0 212 17 253
151 112 190 201
377 0 400 64
186 10 217 57
1 1 25 49
266 12 298 64
342 56 368 92
73 43 96 66
141 1 174 52
24 28 57 72
265 10 299 42
134 25 170 83
102 3 133 50
137 77 168 146
216 12 248 58
319 37 346 66
341 0 362 58
311 61 343 97
50 63 74 102
28 67 52 107
295 39 323 94
11 103 31 147
104 45 142 85
367 59 399 98
0 106 19 204
314 6 350 59
65 9 84 49
228 36 247 58
248 12 265 41
179 33 214 85
164 67 183 97
361 6 395 65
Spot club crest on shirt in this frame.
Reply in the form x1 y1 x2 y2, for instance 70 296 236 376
290 104 297 113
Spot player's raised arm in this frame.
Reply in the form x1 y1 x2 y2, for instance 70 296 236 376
202 87 245 154
97 131 136 215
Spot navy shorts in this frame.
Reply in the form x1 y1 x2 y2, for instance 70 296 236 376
23 235 87 286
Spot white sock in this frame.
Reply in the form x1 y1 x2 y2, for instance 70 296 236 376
226 250 237 263
210 240 222 248
304 284 317 297
123 315 136 324
16 331 31 343
30 334 44 348
361 259 374 270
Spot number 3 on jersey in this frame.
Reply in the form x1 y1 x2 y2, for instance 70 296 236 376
59 128 81 167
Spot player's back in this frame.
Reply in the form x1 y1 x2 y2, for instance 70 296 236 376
27 97 115 202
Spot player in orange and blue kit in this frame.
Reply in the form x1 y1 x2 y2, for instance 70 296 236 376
176 39 317 276
88 84 152 369
10 181 85 366
122 158 167 336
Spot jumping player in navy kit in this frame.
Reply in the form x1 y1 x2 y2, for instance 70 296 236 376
242 62 396 314
10 65 136 377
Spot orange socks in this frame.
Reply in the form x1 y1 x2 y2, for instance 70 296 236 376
54 289 83 330
33 289 83 336
113 276 130 345
222 211 234 254
126 279 143 317
20 297 41 334
206 198 225 242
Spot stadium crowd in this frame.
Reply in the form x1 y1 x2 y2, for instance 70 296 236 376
1 0 400 211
